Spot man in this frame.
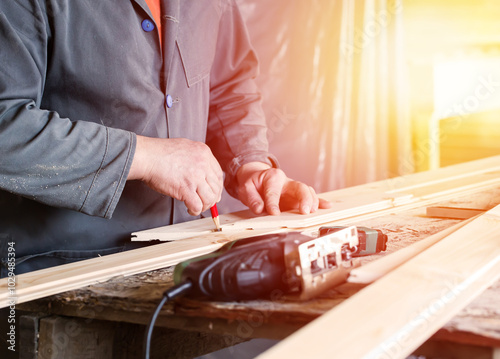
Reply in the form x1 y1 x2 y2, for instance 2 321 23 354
0 0 329 275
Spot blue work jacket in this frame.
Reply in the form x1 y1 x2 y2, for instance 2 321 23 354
0 0 276 273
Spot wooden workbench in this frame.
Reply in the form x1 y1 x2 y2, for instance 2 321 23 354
17 188 500 359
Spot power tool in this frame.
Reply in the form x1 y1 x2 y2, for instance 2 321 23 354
145 226 387 358
318 226 388 256
173 226 387 301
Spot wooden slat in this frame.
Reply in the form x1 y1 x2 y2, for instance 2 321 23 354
0 229 276 308
257 206 500 359
348 216 476 284
426 206 486 219
133 155 500 241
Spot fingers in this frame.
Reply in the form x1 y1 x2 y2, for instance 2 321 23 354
180 170 223 217
262 169 286 215
187 166 223 216
133 138 329 218
206 172 223 203
240 180 264 214
308 186 319 213
190 162 223 216
268 178 326 215
237 167 286 215
295 187 334 214
184 193 203 217
134 137 224 216
235 164 328 216
292 183 314 214
185 180 220 216
298 186 332 213
294 185 333 214
318 197 333 209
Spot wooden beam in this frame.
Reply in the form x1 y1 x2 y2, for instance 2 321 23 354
256 205 500 359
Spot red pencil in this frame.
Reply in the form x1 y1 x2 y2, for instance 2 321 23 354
210 204 221 231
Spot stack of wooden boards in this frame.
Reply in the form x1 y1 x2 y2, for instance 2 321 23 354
257 207 500 358
2 155 500 358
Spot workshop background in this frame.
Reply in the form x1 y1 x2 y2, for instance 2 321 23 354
219 0 500 214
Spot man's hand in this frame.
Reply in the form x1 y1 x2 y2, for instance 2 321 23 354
236 162 332 215
128 136 223 216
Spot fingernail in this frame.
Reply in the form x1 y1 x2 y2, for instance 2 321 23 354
302 205 310 214
251 201 261 211
270 206 280 215
187 209 199 216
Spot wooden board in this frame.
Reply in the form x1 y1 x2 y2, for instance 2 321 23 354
348 216 476 284
426 206 486 219
2 155 500 308
257 205 500 359
133 155 500 241
0 229 277 308
15 209 500 352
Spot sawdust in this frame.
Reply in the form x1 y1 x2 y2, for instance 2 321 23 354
438 188 500 210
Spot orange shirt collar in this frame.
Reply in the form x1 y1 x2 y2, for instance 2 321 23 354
145 0 162 47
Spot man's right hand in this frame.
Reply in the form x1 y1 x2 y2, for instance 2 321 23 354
128 135 223 216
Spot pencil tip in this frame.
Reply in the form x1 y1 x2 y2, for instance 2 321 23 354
213 216 221 232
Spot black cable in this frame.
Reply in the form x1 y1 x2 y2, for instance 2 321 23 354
143 280 193 359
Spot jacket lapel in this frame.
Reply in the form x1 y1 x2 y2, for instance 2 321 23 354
131 0 154 21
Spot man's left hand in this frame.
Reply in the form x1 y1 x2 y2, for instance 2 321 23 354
236 162 332 215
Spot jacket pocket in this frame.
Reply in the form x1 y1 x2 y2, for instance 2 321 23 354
176 16 219 87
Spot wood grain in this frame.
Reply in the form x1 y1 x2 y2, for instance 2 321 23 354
257 205 500 359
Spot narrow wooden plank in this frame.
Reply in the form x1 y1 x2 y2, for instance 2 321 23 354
257 205 500 359
132 194 400 240
0 229 275 308
348 217 476 284
426 206 486 219
133 155 500 241
383 154 500 194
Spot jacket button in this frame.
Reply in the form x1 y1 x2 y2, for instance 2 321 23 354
166 94 173 108
141 19 154 32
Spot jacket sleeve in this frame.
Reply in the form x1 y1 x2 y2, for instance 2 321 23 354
0 1 135 219
206 0 278 198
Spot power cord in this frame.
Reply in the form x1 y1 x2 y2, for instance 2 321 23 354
144 280 193 359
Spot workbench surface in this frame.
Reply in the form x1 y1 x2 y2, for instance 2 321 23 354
18 188 500 357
